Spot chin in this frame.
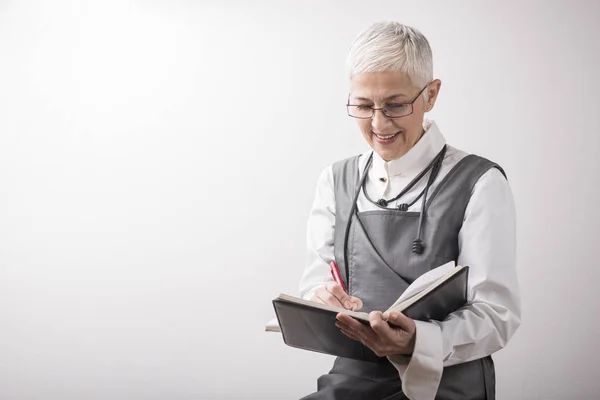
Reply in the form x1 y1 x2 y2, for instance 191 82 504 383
374 147 400 162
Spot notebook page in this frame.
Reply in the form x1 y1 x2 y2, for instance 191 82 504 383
384 265 465 318
265 317 281 332
385 261 456 311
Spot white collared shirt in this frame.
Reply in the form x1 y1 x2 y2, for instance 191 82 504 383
299 120 521 400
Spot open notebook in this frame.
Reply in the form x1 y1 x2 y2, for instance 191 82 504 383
266 261 469 362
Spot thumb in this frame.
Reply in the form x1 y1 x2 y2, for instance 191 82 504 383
386 312 415 332
349 296 363 311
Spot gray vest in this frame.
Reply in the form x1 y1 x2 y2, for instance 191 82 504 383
304 153 504 400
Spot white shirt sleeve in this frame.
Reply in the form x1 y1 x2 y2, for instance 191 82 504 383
388 167 522 400
298 166 336 300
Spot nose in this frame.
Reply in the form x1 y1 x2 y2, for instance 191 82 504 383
371 109 391 132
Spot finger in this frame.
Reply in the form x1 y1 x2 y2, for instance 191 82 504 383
369 311 393 336
336 321 369 344
348 296 364 311
336 313 373 341
324 282 364 311
335 319 354 332
335 320 354 333
336 312 364 327
325 281 354 310
314 286 344 308
309 294 326 304
386 312 416 333
338 327 362 343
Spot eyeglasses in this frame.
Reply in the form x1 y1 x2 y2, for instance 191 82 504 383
346 85 428 119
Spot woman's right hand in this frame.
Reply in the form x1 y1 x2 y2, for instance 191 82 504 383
310 281 364 311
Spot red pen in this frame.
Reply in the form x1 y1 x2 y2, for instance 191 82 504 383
329 261 347 293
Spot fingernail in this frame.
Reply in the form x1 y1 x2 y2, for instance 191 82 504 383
344 301 352 309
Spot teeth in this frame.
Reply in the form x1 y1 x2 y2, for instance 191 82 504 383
375 132 398 139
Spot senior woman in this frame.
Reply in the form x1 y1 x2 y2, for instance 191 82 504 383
298 21 521 400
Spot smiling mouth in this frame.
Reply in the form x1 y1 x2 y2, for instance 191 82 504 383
373 131 401 141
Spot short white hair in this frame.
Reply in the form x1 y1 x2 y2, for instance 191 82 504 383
346 21 433 98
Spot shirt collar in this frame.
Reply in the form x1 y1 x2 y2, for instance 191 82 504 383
370 120 446 179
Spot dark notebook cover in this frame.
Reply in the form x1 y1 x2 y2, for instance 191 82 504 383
272 266 469 363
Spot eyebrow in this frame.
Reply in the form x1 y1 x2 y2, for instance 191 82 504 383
354 94 408 101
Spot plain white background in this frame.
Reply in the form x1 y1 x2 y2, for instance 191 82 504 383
1 0 599 399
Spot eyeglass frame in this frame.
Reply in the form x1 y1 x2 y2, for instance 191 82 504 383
346 84 429 119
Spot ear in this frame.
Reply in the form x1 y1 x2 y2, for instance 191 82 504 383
425 79 442 112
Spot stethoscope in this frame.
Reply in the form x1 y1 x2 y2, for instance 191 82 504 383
341 145 447 289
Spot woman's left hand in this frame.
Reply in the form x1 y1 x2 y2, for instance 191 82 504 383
335 311 416 357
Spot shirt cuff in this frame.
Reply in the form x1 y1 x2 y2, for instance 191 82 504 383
387 320 443 400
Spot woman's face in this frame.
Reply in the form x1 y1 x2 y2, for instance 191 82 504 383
349 71 441 161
